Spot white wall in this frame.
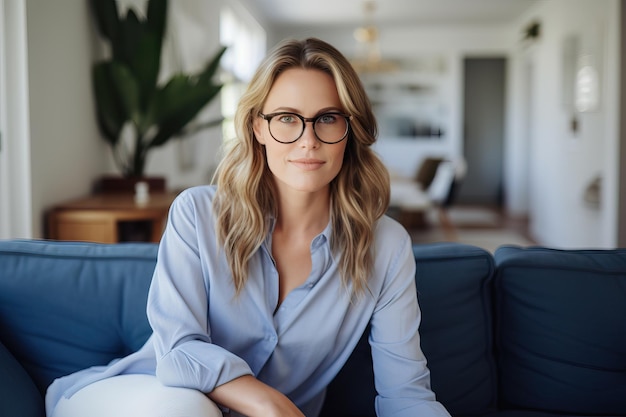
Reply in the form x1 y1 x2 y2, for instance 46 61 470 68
507 0 620 248
25 0 106 238
0 0 32 239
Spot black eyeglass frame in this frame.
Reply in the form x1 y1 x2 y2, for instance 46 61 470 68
258 111 352 144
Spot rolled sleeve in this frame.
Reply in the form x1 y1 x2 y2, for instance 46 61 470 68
156 340 252 390
148 190 252 392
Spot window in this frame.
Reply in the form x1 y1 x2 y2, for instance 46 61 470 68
219 5 266 144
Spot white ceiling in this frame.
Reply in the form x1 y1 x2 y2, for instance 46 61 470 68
249 0 542 27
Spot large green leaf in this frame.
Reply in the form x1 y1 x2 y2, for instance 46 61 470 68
138 74 193 136
109 3 163 114
142 45 227 148
89 0 119 42
198 46 227 85
92 62 127 145
146 46 226 120
149 75 196 119
146 0 167 47
107 62 142 127
114 9 143 65
128 31 161 110
148 82 223 148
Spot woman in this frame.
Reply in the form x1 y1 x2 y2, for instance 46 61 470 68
46 38 450 417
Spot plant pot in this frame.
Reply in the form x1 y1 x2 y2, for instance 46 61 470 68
94 175 166 194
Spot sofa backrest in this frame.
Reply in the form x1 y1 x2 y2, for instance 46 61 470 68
1 239 498 417
494 246 626 415
5 239 626 416
415 242 497 415
321 242 497 416
0 240 157 395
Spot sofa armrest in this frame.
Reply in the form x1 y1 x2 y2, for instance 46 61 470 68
0 339 44 417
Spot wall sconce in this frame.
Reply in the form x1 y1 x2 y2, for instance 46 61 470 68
562 33 601 135
574 54 599 112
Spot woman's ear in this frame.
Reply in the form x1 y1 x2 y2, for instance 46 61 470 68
253 117 266 145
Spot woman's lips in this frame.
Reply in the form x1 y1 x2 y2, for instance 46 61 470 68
290 158 325 170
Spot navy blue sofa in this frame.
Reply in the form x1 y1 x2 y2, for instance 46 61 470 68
1 239 625 417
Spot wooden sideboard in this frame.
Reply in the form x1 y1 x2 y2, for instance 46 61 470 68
46 192 178 243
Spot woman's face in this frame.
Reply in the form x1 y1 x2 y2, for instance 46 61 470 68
253 68 348 196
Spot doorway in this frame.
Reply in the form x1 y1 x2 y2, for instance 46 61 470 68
458 57 506 206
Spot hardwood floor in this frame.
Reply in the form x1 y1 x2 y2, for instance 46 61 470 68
391 205 536 253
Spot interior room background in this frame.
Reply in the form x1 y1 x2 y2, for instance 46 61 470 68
0 0 624 249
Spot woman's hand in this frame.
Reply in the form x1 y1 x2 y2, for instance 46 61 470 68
208 375 305 417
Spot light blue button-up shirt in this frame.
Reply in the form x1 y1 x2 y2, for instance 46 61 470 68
46 185 449 417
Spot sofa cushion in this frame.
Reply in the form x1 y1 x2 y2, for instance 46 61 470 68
494 246 626 415
415 242 497 416
320 242 497 417
0 338 45 416
0 239 157 394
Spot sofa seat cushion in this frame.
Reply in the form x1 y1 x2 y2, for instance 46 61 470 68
0 240 157 394
494 246 626 415
0 338 44 416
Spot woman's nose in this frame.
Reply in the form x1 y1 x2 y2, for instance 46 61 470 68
299 122 320 148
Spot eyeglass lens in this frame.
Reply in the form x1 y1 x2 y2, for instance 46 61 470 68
268 113 348 143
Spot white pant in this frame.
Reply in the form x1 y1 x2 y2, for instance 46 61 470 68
51 374 224 417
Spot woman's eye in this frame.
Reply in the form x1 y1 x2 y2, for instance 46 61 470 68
278 114 297 123
318 114 338 124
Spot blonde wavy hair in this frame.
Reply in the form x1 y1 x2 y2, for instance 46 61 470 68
213 37 390 296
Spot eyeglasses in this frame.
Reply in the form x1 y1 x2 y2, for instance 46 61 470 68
258 111 352 144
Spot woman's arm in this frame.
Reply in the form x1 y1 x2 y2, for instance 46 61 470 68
208 375 305 417
369 232 451 417
148 189 252 392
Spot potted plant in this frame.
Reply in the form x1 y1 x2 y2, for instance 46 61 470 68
89 0 226 191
